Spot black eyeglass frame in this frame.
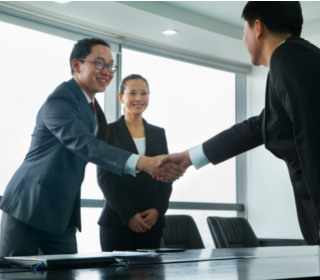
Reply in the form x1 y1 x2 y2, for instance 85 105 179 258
79 58 118 73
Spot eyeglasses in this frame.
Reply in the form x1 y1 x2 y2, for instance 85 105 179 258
79 58 118 73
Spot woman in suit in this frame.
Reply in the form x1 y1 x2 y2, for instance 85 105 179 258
97 74 172 251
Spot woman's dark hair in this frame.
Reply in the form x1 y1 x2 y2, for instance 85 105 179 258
242 1 303 36
70 37 110 75
119 74 150 94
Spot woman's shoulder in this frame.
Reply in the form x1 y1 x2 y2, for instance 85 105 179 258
143 119 165 133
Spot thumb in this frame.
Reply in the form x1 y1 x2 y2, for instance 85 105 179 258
140 210 149 216
157 155 170 167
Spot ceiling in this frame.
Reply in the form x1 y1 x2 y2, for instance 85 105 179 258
163 1 320 28
3 1 320 69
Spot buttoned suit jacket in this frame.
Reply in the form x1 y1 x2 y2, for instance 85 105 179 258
97 116 172 229
0 79 131 236
202 36 320 245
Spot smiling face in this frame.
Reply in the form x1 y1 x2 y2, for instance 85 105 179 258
72 44 114 97
119 79 149 116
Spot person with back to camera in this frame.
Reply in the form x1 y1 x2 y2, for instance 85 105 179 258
97 74 172 251
158 1 320 245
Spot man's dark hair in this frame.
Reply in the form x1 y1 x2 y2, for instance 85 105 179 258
69 38 110 75
242 1 303 36
119 74 150 94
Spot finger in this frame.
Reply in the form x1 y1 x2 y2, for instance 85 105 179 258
163 169 183 182
167 162 186 174
140 221 151 230
140 210 148 216
138 225 147 232
157 155 170 167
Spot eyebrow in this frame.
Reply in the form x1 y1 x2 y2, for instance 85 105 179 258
95 56 114 63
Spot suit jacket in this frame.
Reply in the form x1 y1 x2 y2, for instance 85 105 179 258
0 79 132 236
202 36 320 245
97 116 172 229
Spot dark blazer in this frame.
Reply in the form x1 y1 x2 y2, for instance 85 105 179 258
202 36 320 245
0 79 131 236
97 116 172 229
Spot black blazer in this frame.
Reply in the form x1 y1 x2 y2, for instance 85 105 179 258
97 116 172 229
0 79 131 236
202 36 320 245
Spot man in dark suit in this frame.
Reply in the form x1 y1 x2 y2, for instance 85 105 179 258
158 2 320 245
0 38 184 256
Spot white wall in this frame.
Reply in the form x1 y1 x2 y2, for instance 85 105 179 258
246 32 320 239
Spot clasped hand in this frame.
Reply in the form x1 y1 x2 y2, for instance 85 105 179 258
128 208 159 233
155 150 192 182
136 155 186 182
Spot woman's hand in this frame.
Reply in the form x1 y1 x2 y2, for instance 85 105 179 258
128 213 151 233
141 208 160 228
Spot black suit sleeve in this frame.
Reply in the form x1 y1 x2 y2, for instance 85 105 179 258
271 45 320 216
203 111 264 164
151 129 173 216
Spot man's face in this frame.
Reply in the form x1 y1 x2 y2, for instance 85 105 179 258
77 44 114 95
243 20 262 66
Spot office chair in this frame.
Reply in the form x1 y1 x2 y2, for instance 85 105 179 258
161 215 205 249
207 216 260 248
207 217 308 248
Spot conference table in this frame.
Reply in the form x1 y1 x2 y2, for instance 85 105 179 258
1 246 320 279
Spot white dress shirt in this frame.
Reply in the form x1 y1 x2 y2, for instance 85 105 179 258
133 137 146 156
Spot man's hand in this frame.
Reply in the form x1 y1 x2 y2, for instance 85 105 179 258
136 155 185 182
156 150 192 182
128 213 151 233
141 208 159 228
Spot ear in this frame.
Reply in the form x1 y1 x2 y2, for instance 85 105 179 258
255 19 265 40
118 92 124 104
72 58 81 74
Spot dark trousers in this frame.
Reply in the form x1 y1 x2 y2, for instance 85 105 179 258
100 225 163 252
0 212 77 257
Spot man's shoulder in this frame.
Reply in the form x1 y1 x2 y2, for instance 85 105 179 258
47 79 77 101
272 36 320 60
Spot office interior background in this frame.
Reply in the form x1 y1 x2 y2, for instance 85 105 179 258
1 1 320 253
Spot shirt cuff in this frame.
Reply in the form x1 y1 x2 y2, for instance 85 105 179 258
189 144 210 170
123 154 141 177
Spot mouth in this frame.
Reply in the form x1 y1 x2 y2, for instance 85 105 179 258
133 104 144 108
97 78 108 84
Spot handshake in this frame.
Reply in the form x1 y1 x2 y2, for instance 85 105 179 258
136 150 192 183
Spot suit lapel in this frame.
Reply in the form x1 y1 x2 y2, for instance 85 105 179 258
68 79 96 133
95 99 108 141
117 116 139 154
143 118 156 157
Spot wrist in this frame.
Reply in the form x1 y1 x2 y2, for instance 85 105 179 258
183 150 192 166
136 156 147 172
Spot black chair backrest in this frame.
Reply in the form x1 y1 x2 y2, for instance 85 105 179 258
161 215 205 249
207 216 260 248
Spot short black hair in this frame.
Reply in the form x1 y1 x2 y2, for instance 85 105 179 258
69 37 110 75
242 1 303 36
119 74 150 95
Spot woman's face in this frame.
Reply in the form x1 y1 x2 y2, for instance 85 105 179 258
119 79 149 116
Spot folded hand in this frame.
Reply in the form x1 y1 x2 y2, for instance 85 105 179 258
141 208 159 228
128 213 151 233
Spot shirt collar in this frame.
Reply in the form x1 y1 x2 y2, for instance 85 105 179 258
80 88 94 104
